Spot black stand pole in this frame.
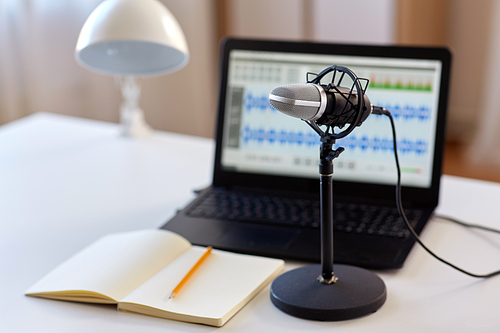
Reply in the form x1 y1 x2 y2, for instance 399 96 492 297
318 136 339 284
270 136 387 321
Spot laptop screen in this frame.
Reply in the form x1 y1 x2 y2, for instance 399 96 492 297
220 49 444 189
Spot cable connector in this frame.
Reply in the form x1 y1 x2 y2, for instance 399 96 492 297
372 106 391 116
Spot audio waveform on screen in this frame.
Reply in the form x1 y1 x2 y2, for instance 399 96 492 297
242 126 318 146
335 135 428 154
245 93 275 112
369 80 432 91
368 74 433 92
374 104 431 121
241 126 428 154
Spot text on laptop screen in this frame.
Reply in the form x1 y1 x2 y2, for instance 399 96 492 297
220 50 443 188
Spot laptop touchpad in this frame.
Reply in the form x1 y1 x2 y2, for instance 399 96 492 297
218 225 300 249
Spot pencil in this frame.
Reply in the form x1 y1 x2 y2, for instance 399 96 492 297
169 246 213 299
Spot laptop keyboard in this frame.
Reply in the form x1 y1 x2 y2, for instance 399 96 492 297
186 189 422 239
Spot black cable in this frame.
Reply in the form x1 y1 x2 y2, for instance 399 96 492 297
376 107 500 278
435 215 500 235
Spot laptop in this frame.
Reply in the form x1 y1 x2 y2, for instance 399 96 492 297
161 38 451 269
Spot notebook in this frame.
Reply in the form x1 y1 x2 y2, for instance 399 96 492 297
25 229 284 327
161 38 451 269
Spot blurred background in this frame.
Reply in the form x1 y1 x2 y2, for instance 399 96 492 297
0 0 499 182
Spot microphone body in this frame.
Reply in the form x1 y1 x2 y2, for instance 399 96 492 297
269 83 372 128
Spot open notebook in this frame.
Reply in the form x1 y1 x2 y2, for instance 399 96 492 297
162 38 451 269
25 229 284 327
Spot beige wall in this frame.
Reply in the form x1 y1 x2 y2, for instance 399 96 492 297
396 0 448 46
446 0 494 142
396 0 496 143
312 0 396 44
221 0 396 44
141 0 218 138
470 0 500 163
396 0 500 163
222 0 306 40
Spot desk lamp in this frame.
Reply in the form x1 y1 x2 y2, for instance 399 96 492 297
75 0 189 137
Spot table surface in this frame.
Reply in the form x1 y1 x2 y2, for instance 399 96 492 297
2 113 500 332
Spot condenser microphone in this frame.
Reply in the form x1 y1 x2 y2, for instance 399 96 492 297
269 83 373 128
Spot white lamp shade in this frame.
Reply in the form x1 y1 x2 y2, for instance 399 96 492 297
75 0 189 76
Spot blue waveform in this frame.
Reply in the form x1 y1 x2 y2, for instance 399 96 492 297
242 126 318 146
245 93 275 112
336 135 428 154
375 103 431 121
242 126 428 154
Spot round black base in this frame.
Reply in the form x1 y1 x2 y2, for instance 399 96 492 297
270 264 386 321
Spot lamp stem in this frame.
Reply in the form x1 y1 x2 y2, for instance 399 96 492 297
119 76 151 137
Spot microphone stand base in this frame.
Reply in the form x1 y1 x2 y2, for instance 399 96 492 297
270 264 386 321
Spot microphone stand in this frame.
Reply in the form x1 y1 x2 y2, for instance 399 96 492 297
269 65 387 321
270 129 387 321
318 135 343 284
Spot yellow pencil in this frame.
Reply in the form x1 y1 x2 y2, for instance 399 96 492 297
169 246 213 299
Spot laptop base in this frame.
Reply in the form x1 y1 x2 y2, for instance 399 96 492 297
161 185 433 269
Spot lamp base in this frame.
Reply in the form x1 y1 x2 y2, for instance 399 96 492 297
270 264 386 321
120 107 152 138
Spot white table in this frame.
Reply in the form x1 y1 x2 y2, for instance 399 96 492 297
2 113 500 332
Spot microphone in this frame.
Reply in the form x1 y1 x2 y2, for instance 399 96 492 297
269 83 373 128
268 67 389 321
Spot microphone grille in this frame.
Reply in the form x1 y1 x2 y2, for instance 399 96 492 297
271 84 320 101
269 84 322 120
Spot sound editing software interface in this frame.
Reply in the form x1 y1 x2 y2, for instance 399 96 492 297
221 50 443 188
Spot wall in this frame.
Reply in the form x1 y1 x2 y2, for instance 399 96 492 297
471 0 500 163
445 0 494 143
222 0 396 44
312 0 396 44
141 0 218 138
223 0 306 40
